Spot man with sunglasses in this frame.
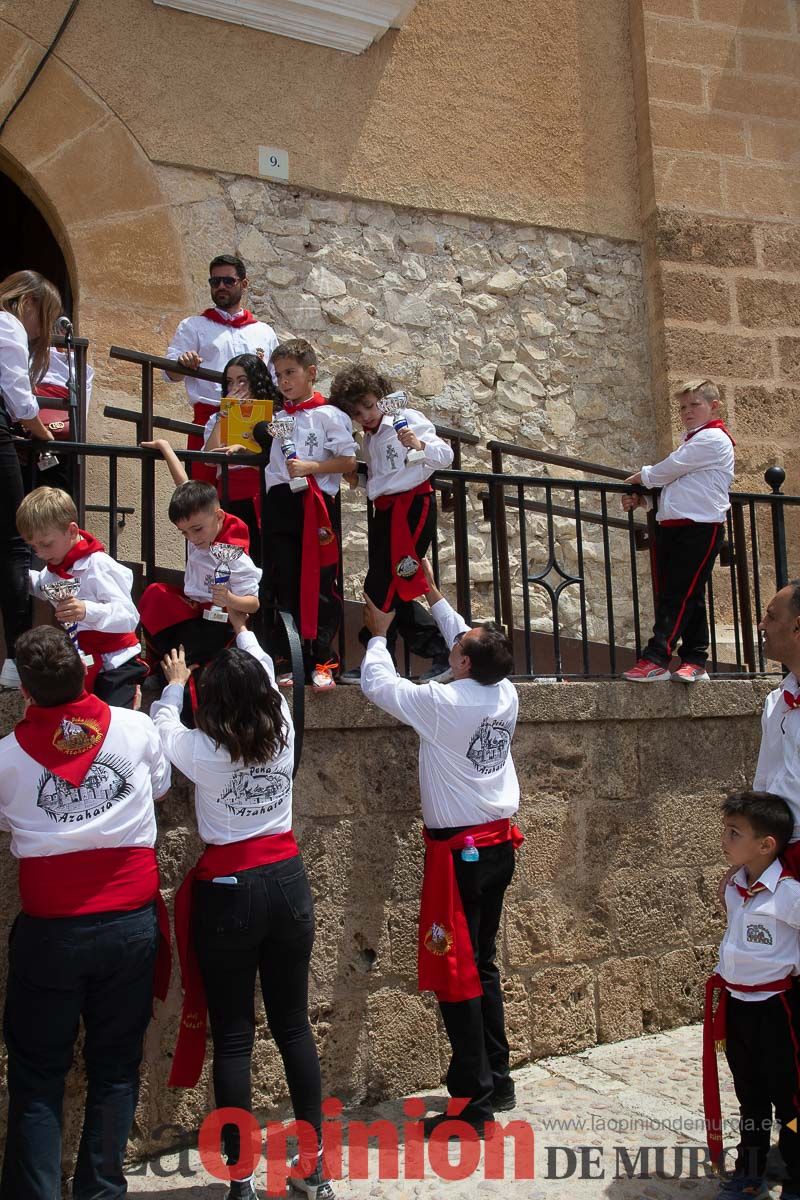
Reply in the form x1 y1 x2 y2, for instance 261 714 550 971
164 256 279 482
361 560 523 1139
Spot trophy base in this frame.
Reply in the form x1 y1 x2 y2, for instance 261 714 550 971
405 449 425 465
39 453 60 472
289 477 309 493
203 607 230 623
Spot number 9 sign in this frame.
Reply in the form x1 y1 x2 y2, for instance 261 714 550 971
258 146 289 182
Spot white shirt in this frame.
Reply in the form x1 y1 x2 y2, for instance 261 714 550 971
165 308 279 410
150 631 294 844
361 598 520 829
30 554 141 671
362 410 454 501
754 672 800 842
40 347 94 416
640 427 734 524
265 404 357 497
0 311 39 422
0 708 170 858
716 859 800 1000
183 537 261 605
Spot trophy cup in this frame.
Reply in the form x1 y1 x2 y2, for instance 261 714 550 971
41 579 94 666
377 391 425 464
268 416 309 493
204 544 244 622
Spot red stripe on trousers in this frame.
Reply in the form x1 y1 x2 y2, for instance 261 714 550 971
664 526 719 658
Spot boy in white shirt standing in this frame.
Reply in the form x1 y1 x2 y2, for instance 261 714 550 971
622 379 735 683
704 791 800 1197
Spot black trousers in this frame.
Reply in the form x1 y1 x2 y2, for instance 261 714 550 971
0 435 31 660
192 857 321 1169
143 616 232 725
261 483 340 674
93 657 149 709
427 834 515 1123
643 521 724 668
360 493 448 663
226 497 261 568
725 989 800 1187
0 902 158 1200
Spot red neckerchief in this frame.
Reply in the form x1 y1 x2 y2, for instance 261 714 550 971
373 482 433 607
733 864 793 901
214 510 251 551
784 689 800 710
49 530 105 578
684 419 736 446
201 307 258 329
281 391 328 416
419 820 525 1003
169 832 299 1087
14 691 112 786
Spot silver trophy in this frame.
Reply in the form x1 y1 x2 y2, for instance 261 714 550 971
41 579 94 666
377 391 425 465
268 417 309 493
204 544 244 623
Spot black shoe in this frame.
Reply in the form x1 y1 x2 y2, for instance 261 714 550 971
227 1178 258 1200
288 1152 336 1199
418 657 453 684
422 1111 493 1139
492 1077 516 1111
338 666 362 685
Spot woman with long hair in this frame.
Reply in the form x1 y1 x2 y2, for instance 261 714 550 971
0 270 61 689
203 352 281 564
150 608 333 1200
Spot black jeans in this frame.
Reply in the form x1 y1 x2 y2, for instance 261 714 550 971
644 521 724 668
0 902 158 1200
725 988 800 1188
360 493 447 663
192 856 321 1168
0 433 31 660
427 834 515 1123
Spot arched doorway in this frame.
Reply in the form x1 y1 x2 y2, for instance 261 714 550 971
0 172 72 314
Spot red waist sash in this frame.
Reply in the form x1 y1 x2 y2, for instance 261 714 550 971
170 830 299 1088
18 846 171 1002
419 818 524 1003
138 582 211 637
373 482 432 607
299 479 338 641
703 970 794 1165
77 630 140 689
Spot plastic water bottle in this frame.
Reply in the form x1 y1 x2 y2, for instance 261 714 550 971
461 836 479 863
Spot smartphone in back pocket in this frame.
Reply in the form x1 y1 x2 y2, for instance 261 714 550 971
212 876 239 885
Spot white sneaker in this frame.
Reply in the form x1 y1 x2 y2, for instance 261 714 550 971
0 659 20 689
277 672 293 689
289 1152 335 1200
311 662 337 692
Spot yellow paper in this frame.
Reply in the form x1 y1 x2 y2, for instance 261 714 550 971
219 396 274 451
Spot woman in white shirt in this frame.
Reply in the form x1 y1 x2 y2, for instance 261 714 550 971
0 271 61 689
151 608 333 1200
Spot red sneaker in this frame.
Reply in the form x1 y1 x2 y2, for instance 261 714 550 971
671 663 710 683
623 658 671 682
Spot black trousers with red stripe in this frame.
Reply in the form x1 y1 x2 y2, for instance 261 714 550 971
643 521 724 668
725 988 800 1187
360 492 448 662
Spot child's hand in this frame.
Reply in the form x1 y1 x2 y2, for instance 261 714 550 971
161 646 195 686
228 608 248 635
221 443 248 456
621 494 643 512
343 469 360 489
397 429 424 453
55 598 86 623
288 458 317 479
210 583 230 607
141 438 171 455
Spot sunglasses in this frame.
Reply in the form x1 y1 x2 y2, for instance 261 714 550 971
209 276 239 288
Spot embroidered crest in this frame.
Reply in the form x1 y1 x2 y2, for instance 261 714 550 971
53 715 103 756
466 717 512 776
396 555 420 580
318 527 335 546
304 431 319 454
424 922 454 956
385 444 399 469
746 923 773 946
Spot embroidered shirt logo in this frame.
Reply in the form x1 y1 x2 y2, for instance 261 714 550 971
746 923 773 946
466 718 512 775
385 443 399 469
304 431 319 455
318 527 335 546
37 754 133 823
53 715 103 756
424 922 454 956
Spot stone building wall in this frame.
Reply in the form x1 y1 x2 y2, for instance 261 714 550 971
0 678 772 1161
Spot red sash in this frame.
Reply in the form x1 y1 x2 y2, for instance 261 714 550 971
169 832 299 1087
49 530 106 579
189 400 219 484
15 692 111 786
419 819 524 1003
18 846 171 1002
138 583 209 637
77 630 141 689
685 418 736 446
201 308 259 329
34 382 69 400
703 971 793 1164
299 479 338 640
373 482 433 607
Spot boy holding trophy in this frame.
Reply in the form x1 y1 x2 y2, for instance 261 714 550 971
329 364 453 683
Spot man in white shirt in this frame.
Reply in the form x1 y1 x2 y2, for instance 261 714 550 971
164 255 279 483
753 582 800 876
360 562 522 1136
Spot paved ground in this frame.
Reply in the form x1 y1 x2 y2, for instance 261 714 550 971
125 1022 786 1198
